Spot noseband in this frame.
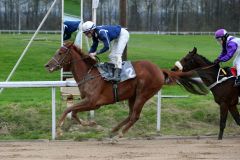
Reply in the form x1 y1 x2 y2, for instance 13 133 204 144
51 45 71 69
175 59 216 72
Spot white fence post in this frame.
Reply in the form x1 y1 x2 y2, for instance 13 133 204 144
51 87 56 140
157 90 161 132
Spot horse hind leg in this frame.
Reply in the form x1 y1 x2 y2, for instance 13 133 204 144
229 105 240 126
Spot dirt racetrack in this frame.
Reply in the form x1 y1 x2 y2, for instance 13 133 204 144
0 136 240 160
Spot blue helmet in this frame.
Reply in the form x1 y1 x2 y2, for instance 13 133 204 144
215 29 228 39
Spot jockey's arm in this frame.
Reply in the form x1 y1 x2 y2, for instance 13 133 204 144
96 31 110 54
218 42 238 62
64 33 71 41
89 36 99 53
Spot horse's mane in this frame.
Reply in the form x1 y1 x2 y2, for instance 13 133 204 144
193 53 220 79
195 53 213 65
67 42 97 66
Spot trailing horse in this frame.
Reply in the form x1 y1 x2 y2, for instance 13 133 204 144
45 42 207 138
172 47 240 140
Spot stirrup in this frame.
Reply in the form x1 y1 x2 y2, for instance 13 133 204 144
109 76 121 82
234 78 240 87
234 82 240 87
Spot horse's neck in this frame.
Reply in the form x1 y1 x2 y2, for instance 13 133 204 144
70 50 90 82
197 66 219 87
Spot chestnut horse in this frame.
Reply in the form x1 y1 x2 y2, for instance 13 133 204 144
45 42 207 138
172 47 240 140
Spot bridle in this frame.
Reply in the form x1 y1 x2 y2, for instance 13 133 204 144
175 58 216 72
51 45 72 69
50 44 101 86
51 45 100 69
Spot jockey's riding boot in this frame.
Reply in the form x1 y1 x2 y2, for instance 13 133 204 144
234 76 240 87
109 68 121 82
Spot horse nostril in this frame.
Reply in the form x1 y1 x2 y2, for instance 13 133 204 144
45 64 49 67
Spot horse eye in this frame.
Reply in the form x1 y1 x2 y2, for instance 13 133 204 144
183 58 188 62
58 52 62 55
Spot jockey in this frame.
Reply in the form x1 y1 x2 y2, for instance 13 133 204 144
214 29 240 86
64 20 81 48
82 21 129 82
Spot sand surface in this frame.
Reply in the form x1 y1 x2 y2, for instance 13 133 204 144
0 137 240 160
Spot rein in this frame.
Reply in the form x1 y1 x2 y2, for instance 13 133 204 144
199 64 216 70
53 45 101 86
196 64 234 89
76 66 101 86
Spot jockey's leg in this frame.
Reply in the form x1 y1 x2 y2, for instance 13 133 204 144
233 53 240 86
74 23 82 49
108 28 129 82
108 54 122 82
74 31 82 49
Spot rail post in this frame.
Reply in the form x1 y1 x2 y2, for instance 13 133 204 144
52 87 56 140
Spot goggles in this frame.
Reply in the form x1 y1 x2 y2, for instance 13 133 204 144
83 31 91 35
216 38 222 42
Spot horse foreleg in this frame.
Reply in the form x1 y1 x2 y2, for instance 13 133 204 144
218 105 228 140
120 99 145 137
71 111 90 126
57 99 89 128
111 97 135 134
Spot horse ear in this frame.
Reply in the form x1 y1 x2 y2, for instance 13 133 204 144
193 47 197 53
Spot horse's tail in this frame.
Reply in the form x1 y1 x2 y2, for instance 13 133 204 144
162 69 209 95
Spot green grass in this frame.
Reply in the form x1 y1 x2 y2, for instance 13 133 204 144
64 0 81 16
0 33 239 140
0 34 61 104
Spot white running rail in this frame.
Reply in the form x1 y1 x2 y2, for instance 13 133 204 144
0 81 77 140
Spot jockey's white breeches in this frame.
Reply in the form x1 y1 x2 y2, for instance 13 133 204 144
109 28 129 69
233 52 240 76
74 23 82 49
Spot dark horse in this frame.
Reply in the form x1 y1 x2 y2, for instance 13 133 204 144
45 42 207 138
172 47 240 140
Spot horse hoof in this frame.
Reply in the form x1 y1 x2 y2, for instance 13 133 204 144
118 132 123 138
80 120 97 127
110 136 119 144
57 128 63 137
109 131 118 138
89 121 97 126
80 120 89 126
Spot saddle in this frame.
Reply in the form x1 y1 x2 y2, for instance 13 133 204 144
95 61 136 102
96 61 136 82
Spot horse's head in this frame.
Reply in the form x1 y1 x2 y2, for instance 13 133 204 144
45 42 97 73
45 42 74 72
171 47 213 72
